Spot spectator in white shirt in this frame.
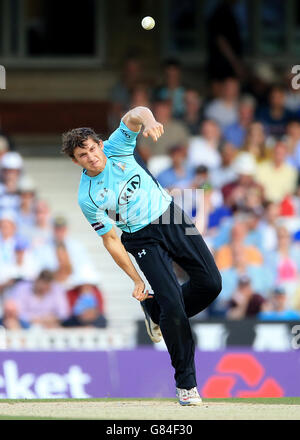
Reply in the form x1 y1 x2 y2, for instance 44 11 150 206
204 77 240 130
187 119 222 171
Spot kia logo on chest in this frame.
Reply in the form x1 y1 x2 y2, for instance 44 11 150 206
118 175 141 205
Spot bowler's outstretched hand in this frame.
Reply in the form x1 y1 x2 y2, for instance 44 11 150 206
143 121 164 142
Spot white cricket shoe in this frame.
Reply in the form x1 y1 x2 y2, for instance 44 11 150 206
176 387 202 406
140 300 162 343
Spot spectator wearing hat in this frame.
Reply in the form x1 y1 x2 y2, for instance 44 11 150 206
11 236 40 282
224 95 256 148
9 270 69 328
226 275 265 320
62 270 107 328
156 144 193 190
259 287 300 321
187 119 222 171
0 152 23 212
255 140 297 204
222 152 264 210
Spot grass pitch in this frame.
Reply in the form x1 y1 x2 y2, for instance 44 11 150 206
0 398 299 420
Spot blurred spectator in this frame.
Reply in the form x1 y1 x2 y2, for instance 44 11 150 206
63 271 107 328
206 0 245 81
213 243 272 316
204 77 240 130
256 84 294 138
215 220 263 270
181 88 203 136
210 142 237 189
9 236 40 282
172 165 224 234
265 226 300 306
17 176 37 237
224 95 256 148
0 136 9 165
108 55 144 130
137 99 189 163
156 145 193 190
259 286 300 321
260 202 280 253
0 211 18 267
34 216 97 286
241 122 268 162
249 62 278 107
129 83 151 109
256 140 297 203
222 152 264 210
0 299 30 329
10 270 69 328
227 275 265 320
187 119 222 171
0 152 23 212
30 200 53 248
286 119 300 170
153 59 185 118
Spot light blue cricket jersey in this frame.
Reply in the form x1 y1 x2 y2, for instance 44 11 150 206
78 120 172 236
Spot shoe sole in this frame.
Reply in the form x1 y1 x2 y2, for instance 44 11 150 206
141 299 162 343
144 317 162 343
179 400 203 406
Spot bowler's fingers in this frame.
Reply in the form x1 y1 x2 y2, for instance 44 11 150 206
143 124 164 142
132 287 149 302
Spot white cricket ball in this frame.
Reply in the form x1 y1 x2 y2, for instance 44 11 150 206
141 16 155 30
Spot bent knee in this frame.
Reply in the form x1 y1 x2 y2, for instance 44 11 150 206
192 273 222 298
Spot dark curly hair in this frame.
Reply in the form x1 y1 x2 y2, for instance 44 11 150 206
61 127 101 159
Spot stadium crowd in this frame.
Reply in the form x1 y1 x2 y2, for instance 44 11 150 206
0 141 107 329
1 55 300 327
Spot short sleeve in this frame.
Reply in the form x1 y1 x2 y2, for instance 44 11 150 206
103 120 140 157
79 200 113 237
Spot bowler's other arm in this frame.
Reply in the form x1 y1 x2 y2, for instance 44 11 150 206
101 227 148 302
122 106 164 142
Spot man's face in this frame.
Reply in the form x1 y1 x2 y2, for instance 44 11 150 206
72 138 106 176
270 88 285 108
54 225 67 242
273 142 287 165
34 279 52 296
0 219 16 239
154 102 172 123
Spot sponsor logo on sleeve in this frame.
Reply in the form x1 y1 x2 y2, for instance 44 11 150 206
120 128 131 139
91 222 105 231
